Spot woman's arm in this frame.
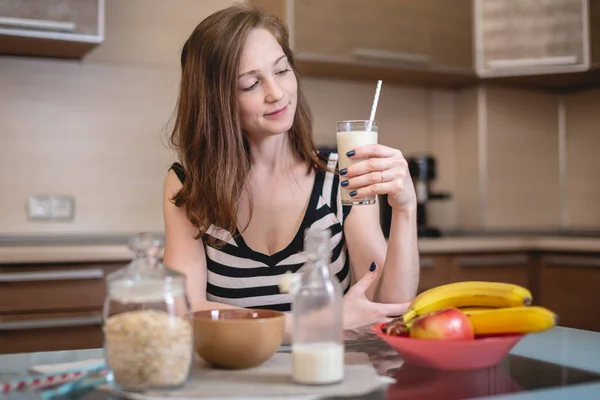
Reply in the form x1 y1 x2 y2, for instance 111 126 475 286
377 207 419 303
343 204 419 304
340 145 420 304
162 170 213 311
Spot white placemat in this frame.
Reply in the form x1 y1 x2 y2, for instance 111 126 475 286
101 352 388 399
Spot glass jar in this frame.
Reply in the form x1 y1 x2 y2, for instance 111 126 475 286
102 233 193 392
291 228 344 385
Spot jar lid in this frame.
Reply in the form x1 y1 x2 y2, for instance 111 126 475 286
106 233 186 303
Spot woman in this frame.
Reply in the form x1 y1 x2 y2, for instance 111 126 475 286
162 4 420 335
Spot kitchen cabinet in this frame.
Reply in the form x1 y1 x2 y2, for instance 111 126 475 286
474 0 600 89
0 311 103 354
449 253 533 289
538 253 600 332
416 252 535 298
2 245 599 353
0 261 120 354
0 0 104 59
0 262 119 314
249 0 476 88
417 255 451 294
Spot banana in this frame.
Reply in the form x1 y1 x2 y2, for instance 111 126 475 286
403 281 532 322
465 306 558 335
459 306 498 314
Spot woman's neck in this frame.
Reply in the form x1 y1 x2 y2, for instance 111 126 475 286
246 132 299 176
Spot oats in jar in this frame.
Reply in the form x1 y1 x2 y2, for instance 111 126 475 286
104 309 193 390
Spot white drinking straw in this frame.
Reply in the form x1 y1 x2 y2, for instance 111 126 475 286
368 80 382 131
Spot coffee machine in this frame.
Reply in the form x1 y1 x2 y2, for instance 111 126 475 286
379 154 451 238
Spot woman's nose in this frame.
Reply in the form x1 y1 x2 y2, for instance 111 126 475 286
264 78 284 103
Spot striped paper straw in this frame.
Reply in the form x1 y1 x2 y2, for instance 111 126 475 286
1 362 106 395
367 80 382 131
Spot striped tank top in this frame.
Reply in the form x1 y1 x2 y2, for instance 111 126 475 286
170 152 352 312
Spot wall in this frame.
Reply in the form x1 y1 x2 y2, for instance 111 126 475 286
454 85 600 231
1 1 598 236
564 89 600 228
0 0 236 235
0 0 458 235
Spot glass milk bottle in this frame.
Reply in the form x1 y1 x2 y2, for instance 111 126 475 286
291 228 344 385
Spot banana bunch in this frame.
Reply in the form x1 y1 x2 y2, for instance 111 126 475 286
383 281 557 336
401 281 533 322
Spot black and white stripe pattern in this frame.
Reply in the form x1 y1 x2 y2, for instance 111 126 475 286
201 152 352 312
170 153 352 312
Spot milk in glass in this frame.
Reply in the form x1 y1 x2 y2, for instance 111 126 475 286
336 121 378 205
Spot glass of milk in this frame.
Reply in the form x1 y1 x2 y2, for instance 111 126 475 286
336 120 378 205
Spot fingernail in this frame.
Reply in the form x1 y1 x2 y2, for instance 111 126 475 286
369 262 376 272
346 150 355 157
340 168 347 176
349 191 357 197
341 180 349 187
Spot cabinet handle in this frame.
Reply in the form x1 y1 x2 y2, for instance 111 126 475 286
0 315 102 331
457 255 529 267
0 269 104 283
420 258 435 269
0 16 75 32
487 56 578 69
353 48 431 64
544 256 600 268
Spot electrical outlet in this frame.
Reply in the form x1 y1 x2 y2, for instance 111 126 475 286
27 195 75 221
50 195 75 220
27 195 52 220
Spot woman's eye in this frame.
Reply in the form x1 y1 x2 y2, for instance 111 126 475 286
276 68 290 75
242 81 259 92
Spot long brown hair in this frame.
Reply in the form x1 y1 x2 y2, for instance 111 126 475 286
169 4 327 246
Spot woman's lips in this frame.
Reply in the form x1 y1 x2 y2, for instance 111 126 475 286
264 105 288 118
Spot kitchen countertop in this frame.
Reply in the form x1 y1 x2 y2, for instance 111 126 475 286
0 245 133 264
1 233 599 264
1 326 599 399
417 236 600 254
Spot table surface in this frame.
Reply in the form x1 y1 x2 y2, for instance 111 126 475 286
1 326 600 400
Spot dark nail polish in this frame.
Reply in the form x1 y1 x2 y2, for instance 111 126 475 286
341 180 349 187
349 191 357 197
346 150 355 157
369 262 376 272
340 168 347 176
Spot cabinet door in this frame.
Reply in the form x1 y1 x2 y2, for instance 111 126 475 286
249 0 476 86
293 0 432 65
429 0 473 70
0 0 103 59
418 255 451 294
539 254 600 332
0 0 101 36
475 0 587 76
0 311 103 354
449 253 532 289
0 263 120 314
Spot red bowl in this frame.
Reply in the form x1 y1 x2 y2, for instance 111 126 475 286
371 323 524 370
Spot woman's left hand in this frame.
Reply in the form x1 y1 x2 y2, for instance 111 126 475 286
340 144 417 212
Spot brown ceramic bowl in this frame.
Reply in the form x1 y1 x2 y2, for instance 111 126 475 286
192 309 285 369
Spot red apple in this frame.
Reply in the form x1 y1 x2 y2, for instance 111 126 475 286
409 307 474 340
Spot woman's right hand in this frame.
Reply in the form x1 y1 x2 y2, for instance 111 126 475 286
342 263 411 330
